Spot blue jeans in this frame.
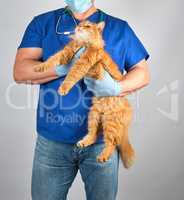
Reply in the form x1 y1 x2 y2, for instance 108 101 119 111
31 134 119 200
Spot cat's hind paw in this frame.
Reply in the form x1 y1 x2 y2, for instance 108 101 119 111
77 136 96 148
76 140 91 148
76 141 86 148
97 153 110 163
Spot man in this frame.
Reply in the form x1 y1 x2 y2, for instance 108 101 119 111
13 0 150 200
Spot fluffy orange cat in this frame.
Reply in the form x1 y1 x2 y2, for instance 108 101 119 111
34 21 135 168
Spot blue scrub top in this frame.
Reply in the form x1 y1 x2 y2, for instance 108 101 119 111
18 8 150 144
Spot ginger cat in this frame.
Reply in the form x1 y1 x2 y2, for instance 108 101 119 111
34 21 135 168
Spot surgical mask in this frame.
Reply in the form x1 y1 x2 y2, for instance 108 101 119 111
64 0 93 13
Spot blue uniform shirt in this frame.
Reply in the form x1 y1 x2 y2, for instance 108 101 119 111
18 8 149 143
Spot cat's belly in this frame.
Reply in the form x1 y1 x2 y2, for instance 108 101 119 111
92 96 132 114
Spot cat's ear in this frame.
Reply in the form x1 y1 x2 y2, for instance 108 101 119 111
97 21 105 32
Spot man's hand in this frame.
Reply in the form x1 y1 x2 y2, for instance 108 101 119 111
84 59 150 97
84 70 123 97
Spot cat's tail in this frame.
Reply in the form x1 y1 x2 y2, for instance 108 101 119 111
118 125 136 169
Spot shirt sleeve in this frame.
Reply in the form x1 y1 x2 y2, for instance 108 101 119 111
17 16 43 49
124 21 150 71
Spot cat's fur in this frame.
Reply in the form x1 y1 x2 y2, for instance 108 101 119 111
34 21 135 168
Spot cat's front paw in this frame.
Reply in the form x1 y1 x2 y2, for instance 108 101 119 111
34 63 49 72
58 84 70 96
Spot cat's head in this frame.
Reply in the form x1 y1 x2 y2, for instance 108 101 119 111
70 20 105 48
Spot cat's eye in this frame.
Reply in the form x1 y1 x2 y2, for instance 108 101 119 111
85 25 91 28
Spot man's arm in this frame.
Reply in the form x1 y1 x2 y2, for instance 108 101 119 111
119 59 150 96
13 48 58 84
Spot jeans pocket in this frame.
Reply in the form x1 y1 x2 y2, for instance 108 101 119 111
34 135 58 165
35 134 54 155
37 134 50 144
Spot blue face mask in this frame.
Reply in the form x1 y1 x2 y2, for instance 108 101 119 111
64 0 93 13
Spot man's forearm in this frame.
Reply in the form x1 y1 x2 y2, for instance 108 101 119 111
119 61 150 96
17 75 59 84
14 59 58 84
